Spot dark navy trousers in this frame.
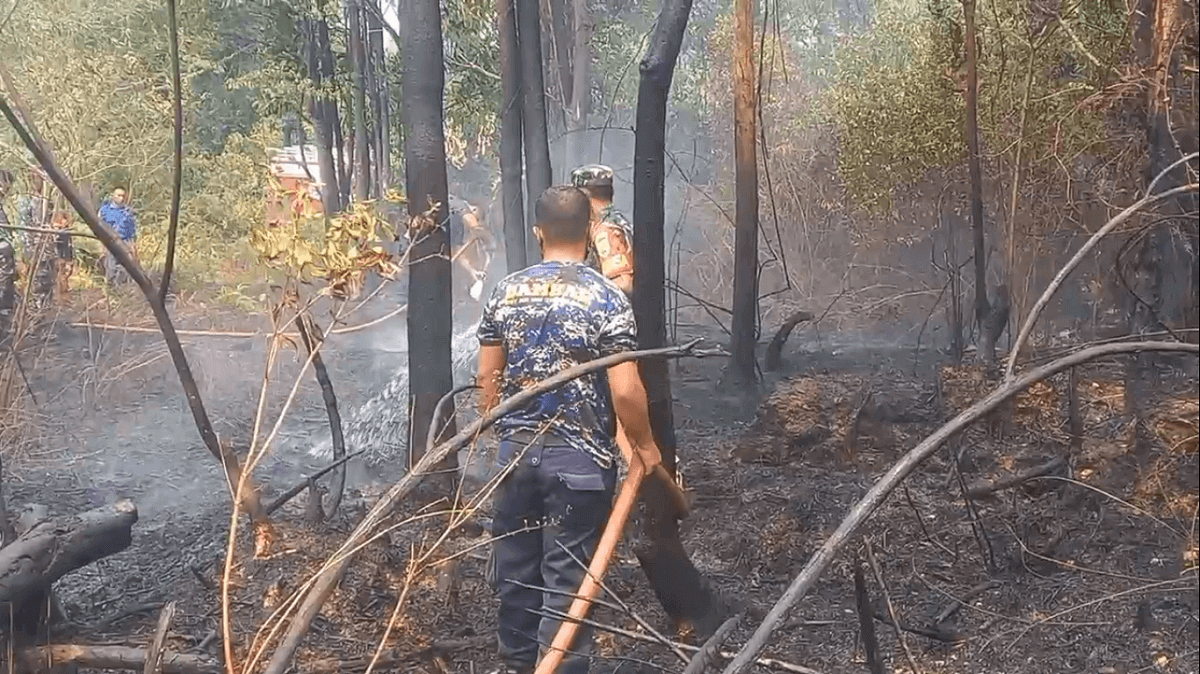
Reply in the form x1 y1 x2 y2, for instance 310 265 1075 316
489 430 616 674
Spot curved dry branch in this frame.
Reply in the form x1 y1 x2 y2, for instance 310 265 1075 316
719 340 1199 674
259 339 715 674
1004 152 1199 379
159 0 183 304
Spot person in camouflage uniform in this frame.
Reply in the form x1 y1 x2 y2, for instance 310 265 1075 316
571 164 634 296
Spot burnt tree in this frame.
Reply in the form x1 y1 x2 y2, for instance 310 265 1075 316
347 0 371 203
516 0 552 263
632 0 730 638
367 0 391 195
305 18 343 215
727 0 759 389
962 0 995 367
400 0 457 486
497 0 527 272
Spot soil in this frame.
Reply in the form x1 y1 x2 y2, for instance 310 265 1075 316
2 285 1197 674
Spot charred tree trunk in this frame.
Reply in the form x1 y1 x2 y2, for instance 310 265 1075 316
347 0 371 203
368 0 391 194
0 500 137 635
497 0 528 272
306 19 342 215
567 0 591 167
963 0 992 367
727 0 759 391
517 0 552 264
401 0 457 491
317 20 352 210
1125 0 1193 454
632 0 730 639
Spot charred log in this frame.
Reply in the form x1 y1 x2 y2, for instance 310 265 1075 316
764 310 814 371
0 500 137 635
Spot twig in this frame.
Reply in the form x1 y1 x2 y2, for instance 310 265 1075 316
426 383 480 453
0 223 99 239
532 607 823 674
682 613 743 674
865 540 920 674
553 541 690 663
159 0 183 305
259 339 715 674
264 451 366 516
143 601 177 674
963 457 1065 499
1004 155 1198 379
717 340 1199 674
933 580 1000 624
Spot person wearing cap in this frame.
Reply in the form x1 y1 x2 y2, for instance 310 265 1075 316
448 195 496 302
570 164 634 296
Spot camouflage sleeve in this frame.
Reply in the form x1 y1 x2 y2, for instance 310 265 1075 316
592 221 634 281
597 291 638 357
477 284 504 346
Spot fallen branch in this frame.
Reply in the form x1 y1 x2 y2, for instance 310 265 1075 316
933 579 1001 625
258 339 718 674
1004 153 1198 379
143 601 177 674
963 457 1065 499
718 340 1199 674
0 92 268 524
264 451 366 516
682 613 743 674
20 644 218 674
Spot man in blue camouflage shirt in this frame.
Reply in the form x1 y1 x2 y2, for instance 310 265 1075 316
477 185 663 674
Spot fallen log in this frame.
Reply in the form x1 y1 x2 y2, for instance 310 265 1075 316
18 644 218 674
0 499 138 611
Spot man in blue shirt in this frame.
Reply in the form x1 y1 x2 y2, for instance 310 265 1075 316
476 185 662 674
98 187 136 284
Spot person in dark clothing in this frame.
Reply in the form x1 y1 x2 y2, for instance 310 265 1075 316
476 185 663 674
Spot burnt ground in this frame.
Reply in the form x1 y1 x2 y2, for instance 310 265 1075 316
2 286 1198 674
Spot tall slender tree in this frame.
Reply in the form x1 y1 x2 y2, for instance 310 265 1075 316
496 0 527 272
728 0 759 389
516 0 552 263
962 0 993 367
400 0 456 483
632 0 729 639
347 0 371 203
305 17 343 215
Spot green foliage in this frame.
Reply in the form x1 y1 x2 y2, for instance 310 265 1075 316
443 0 500 164
830 4 963 212
827 0 1130 213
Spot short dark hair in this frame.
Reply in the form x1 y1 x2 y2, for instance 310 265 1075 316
534 185 591 243
581 184 613 202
